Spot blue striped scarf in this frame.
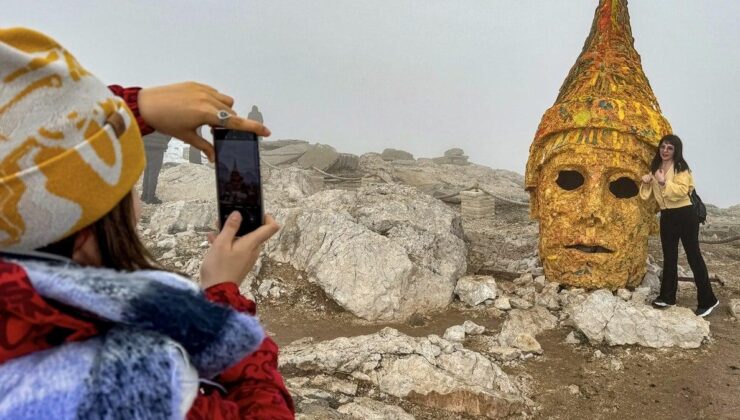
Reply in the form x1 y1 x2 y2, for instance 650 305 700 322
0 259 264 419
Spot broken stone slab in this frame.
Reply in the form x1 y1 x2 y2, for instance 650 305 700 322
260 139 310 151
263 143 312 166
454 275 497 306
337 397 414 420
328 153 360 173
381 148 414 161
487 346 522 362
265 184 466 321
444 148 465 157
280 328 526 418
509 297 533 310
460 189 496 220
510 334 542 354
289 374 358 397
565 289 710 348
498 307 557 352
534 282 560 310
463 320 486 335
494 296 512 311
297 143 340 171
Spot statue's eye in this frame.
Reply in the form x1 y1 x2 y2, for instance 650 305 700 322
556 170 584 191
609 177 638 198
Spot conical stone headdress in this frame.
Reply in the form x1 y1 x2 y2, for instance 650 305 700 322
525 0 672 192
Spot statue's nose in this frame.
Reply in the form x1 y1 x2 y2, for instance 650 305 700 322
582 187 607 225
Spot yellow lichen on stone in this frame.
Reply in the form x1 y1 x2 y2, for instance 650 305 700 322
524 0 669 289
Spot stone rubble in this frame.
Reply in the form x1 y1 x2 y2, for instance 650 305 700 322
280 328 527 418
136 148 737 419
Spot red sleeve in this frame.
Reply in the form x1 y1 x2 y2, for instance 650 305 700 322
108 85 155 136
187 282 295 420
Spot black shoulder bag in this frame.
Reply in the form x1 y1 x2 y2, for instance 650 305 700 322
689 189 707 224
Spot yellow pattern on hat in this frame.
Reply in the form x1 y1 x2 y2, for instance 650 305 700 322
0 27 145 250
525 0 672 191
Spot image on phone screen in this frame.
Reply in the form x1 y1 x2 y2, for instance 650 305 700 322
213 129 263 236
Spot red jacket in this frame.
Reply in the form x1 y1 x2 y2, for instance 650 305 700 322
0 86 294 419
0 259 294 419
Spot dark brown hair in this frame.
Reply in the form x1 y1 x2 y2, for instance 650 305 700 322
39 192 160 271
650 134 690 174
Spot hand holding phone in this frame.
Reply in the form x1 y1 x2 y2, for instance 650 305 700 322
200 211 280 289
213 128 264 236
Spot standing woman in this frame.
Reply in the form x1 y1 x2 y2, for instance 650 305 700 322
640 134 719 317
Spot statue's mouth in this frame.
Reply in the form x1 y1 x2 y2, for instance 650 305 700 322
565 244 613 254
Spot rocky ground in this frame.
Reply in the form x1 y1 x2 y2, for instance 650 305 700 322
141 142 740 419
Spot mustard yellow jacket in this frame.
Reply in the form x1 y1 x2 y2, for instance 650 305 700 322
639 164 694 210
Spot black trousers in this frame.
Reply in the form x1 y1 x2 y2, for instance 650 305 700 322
659 205 716 307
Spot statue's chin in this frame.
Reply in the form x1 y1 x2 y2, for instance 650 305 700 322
542 252 644 290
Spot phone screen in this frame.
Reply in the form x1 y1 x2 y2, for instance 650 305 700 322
213 128 263 236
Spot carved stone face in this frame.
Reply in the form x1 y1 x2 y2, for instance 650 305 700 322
533 146 654 289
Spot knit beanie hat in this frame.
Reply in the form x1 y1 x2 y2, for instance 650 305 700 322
0 28 145 250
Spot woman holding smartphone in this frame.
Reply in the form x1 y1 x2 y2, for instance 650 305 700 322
0 28 293 419
640 134 719 317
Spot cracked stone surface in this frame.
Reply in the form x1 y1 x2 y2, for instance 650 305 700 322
454 275 498 306
498 307 557 352
337 397 415 420
265 184 466 321
565 289 711 348
280 327 526 418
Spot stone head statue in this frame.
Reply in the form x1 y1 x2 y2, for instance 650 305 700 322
525 0 672 289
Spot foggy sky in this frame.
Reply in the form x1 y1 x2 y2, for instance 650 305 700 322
5 0 739 207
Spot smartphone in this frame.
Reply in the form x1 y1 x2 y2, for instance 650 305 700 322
213 128 263 236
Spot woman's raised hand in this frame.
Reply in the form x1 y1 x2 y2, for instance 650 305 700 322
641 174 652 184
199 212 280 289
655 169 666 185
138 82 271 162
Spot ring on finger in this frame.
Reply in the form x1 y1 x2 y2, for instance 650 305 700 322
217 110 231 127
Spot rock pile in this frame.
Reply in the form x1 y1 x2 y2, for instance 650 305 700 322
432 148 469 165
380 148 414 161
261 140 360 174
281 328 528 418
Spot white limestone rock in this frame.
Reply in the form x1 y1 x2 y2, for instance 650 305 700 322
280 328 526 418
498 307 557 353
455 275 498 306
265 184 466 321
494 296 512 311
443 325 466 342
565 289 710 348
337 398 415 420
